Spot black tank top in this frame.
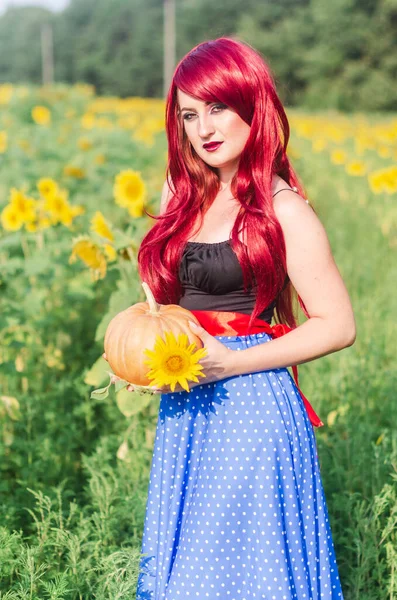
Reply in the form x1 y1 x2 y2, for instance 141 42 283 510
178 240 277 323
178 188 299 323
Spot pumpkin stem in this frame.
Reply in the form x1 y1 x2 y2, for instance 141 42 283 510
142 281 160 313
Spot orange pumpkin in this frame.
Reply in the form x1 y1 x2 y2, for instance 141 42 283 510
104 281 204 385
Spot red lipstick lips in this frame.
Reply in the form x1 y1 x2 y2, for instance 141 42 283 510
203 141 223 151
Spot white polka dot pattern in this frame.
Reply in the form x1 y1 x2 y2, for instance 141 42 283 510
136 332 344 599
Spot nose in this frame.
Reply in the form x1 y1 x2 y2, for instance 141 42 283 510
197 113 216 139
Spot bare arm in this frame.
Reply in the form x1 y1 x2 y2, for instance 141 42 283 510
228 190 356 377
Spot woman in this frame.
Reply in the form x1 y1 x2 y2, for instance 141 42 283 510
110 36 356 599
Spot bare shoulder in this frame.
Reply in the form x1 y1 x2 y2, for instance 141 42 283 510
271 176 312 224
271 177 330 258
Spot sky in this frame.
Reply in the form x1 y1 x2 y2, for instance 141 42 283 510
0 0 70 14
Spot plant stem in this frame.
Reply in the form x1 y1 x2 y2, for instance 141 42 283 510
36 230 45 250
126 245 136 265
117 255 132 286
20 233 30 259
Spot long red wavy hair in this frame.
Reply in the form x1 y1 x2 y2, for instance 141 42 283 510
137 36 310 329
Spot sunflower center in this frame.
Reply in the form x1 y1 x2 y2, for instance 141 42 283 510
165 354 186 374
126 182 138 196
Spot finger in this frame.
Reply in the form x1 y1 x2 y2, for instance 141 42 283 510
127 384 135 392
110 374 120 384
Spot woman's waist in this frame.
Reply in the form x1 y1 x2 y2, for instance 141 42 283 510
187 309 279 336
179 293 275 326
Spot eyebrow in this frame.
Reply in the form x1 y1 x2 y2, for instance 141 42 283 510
179 101 213 113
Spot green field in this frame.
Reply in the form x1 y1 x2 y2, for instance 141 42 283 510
0 84 396 599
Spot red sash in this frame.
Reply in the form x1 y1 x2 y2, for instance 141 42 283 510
189 309 324 429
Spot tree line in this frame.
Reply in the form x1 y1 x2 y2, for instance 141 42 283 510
0 0 396 111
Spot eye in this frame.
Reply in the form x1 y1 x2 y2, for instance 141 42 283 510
213 103 227 112
182 104 227 121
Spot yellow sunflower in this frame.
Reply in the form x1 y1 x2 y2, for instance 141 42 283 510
44 189 70 222
1 204 24 231
368 171 384 194
368 167 397 195
9 188 36 222
77 137 93 151
58 204 74 227
94 153 106 165
81 113 95 129
90 211 114 241
330 149 347 165
25 221 38 233
32 106 51 125
70 205 85 217
346 161 367 176
143 330 208 393
69 236 107 280
103 243 117 261
37 177 59 198
63 165 86 179
113 169 146 217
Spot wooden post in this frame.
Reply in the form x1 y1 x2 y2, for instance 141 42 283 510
41 22 54 86
163 0 176 98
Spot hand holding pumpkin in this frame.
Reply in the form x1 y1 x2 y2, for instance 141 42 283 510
100 282 236 396
102 317 235 394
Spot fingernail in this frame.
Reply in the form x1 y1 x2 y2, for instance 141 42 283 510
189 320 198 328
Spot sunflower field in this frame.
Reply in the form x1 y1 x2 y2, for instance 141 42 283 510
0 83 396 599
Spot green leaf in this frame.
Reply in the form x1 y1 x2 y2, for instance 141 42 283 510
94 278 141 342
114 378 128 392
112 228 136 251
22 288 47 317
0 232 22 250
67 271 96 299
90 384 111 401
117 439 129 461
24 254 52 276
84 356 109 387
1 395 21 421
116 388 153 417
1 257 24 275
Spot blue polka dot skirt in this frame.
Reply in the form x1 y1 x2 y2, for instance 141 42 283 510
136 332 345 599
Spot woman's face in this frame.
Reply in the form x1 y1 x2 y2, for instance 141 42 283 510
177 89 251 175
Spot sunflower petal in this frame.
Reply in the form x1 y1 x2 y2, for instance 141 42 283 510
177 333 188 347
178 377 191 392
